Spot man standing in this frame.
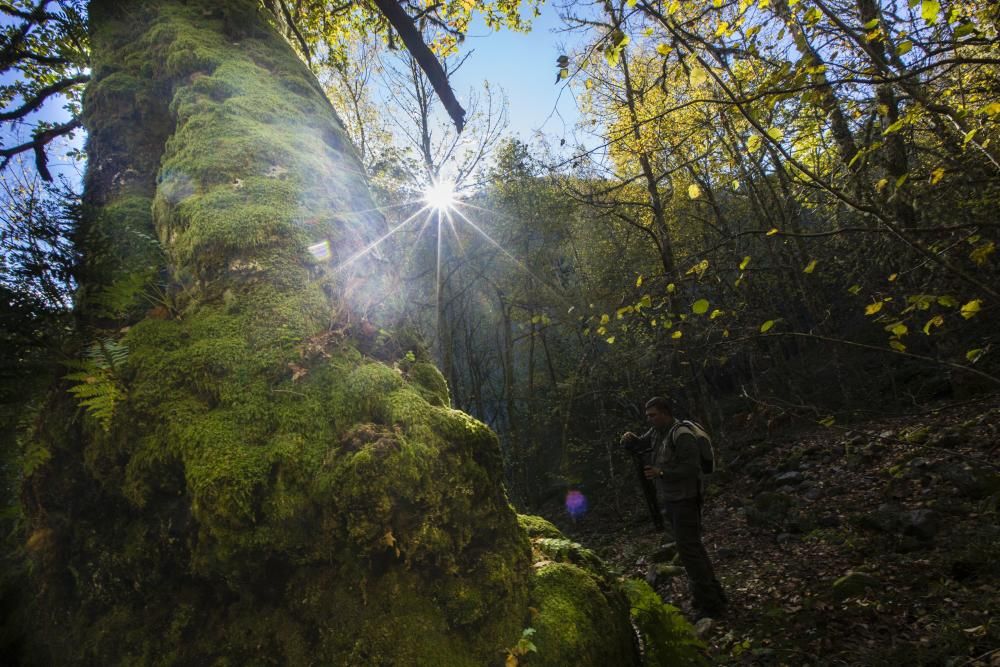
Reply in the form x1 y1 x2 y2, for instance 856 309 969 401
621 396 727 620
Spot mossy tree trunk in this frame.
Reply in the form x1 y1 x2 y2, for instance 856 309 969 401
18 1 687 664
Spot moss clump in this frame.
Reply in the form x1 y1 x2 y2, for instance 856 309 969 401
518 513 564 539
528 563 637 666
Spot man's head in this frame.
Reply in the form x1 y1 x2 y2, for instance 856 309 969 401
644 396 674 429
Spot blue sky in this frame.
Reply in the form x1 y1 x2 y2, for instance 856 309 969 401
451 3 582 143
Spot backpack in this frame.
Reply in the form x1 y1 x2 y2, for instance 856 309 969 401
670 420 716 474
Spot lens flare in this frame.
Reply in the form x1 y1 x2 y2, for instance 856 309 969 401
565 490 588 520
423 179 457 211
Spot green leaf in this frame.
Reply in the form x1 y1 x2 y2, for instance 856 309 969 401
671 330 683 339
921 0 940 25
747 134 762 152
692 299 710 315
710 309 725 320
937 295 958 307
760 320 776 333
766 127 784 142
848 285 862 295
803 259 818 274
966 348 984 363
890 340 907 352
636 275 643 287
885 322 908 337
923 314 944 335
689 66 708 86
740 256 751 270
606 336 616 344
960 299 982 319
896 40 913 55
819 416 835 427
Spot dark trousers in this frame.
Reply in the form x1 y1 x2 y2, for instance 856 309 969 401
661 497 727 613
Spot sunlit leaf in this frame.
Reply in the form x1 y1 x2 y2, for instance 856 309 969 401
689 67 708 86
923 314 944 335
671 330 683 339
938 296 958 307
600 314 610 325
636 275 643 287
639 294 652 309
984 102 1000 117
766 228 779 236
819 416 835 427
966 348 985 363
896 40 913 55
883 119 905 135
888 273 898 282
667 283 676 293
747 134 762 152
710 309 724 319
740 256 751 270
803 259 818 274
930 167 945 185
921 0 940 25
885 322 908 337
760 320 775 333
656 43 672 56
876 178 889 192
606 336 616 344
688 183 702 199
970 241 995 266
715 21 729 37
766 127 783 142
889 340 907 352
865 302 884 315
692 299 710 314
960 299 982 319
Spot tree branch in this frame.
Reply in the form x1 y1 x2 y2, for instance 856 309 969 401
0 73 88 121
370 0 466 132
0 117 81 181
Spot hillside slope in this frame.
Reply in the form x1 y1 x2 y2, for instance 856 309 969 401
545 399 1000 665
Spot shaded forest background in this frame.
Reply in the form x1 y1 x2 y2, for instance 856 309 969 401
0 0 998 661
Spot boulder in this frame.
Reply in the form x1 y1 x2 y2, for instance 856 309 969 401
900 508 941 541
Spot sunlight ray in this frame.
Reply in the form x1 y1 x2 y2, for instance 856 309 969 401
332 204 433 272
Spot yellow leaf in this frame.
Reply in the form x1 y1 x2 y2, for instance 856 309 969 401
960 299 982 319
766 228 779 236
689 67 708 86
766 127 784 142
930 167 945 185
886 322 908 337
760 320 775 333
636 275 643 287
692 299 710 314
710 309 724 319
656 43 672 56
671 330 683 339
923 314 944 335
506 654 519 667
938 295 958 307
970 241 995 266
606 336 616 344
667 0 680 13
667 283 676 293
966 348 984 362
888 273 898 282
747 134 762 152
688 183 702 199
889 340 907 352
715 21 729 37
758 0 770 8
984 102 1000 116
865 302 884 315
803 259 818 274
600 313 610 325
723 328 730 338
740 256 751 270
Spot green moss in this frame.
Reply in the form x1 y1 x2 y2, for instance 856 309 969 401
406 361 450 407
517 514 564 539
528 563 637 666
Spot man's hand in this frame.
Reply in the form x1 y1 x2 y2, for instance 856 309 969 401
643 465 662 480
620 431 637 446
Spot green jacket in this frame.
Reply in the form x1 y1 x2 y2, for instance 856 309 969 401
637 422 701 503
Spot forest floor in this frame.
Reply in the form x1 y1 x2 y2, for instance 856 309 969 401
539 397 1000 666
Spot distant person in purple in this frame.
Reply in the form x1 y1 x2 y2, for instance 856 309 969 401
621 396 727 620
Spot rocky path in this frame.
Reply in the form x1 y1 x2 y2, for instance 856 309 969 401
545 400 1000 666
